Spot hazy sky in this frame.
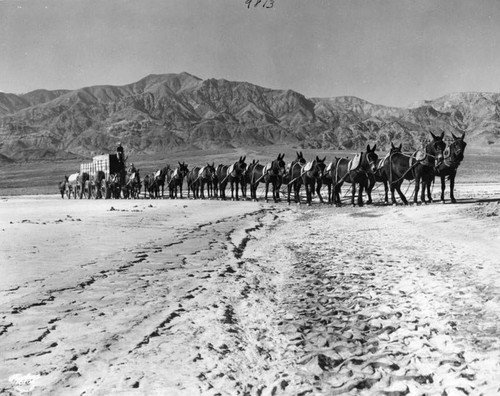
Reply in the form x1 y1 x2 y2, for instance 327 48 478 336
1 0 500 106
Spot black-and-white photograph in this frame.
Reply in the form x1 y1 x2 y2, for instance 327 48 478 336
1 0 499 394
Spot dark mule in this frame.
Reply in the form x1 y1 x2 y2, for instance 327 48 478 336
249 154 286 202
286 152 307 205
321 159 344 205
153 166 170 198
366 146 400 205
167 162 189 199
80 172 91 199
384 132 445 205
246 159 259 200
216 156 247 201
187 166 201 199
333 145 378 207
108 171 124 199
59 176 69 198
67 173 80 199
92 170 107 199
123 170 141 199
199 163 216 199
143 174 155 199
435 133 467 203
301 156 327 206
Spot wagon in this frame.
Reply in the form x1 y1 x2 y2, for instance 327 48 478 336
79 154 124 199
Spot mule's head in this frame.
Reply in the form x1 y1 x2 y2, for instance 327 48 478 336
429 131 446 164
296 151 307 166
232 156 246 176
364 144 379 173
315 156 327 178
178 162 189 177
390 142 402 153
239 156 247 172
271 153 286 176
206 163 216 180
450 132 467 163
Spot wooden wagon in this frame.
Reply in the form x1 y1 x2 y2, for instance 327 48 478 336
79 154 123 199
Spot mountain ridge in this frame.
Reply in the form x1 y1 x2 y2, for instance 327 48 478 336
1 73 497 162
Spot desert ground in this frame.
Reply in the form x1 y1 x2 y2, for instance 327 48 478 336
1 179 500 395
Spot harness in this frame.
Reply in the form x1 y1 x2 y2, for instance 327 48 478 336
333 153 377 188
388 147 441 186
287 161 323 185
286 162 305 185
219 162 241 185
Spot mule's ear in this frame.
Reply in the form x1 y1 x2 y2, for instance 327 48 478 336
440 131 445 139
430 131 437 139
366 144 371 152
452 133 458 140
461 132 465 140
323 156 326 162
398 143 402 150
372 144 377 152
243 156 246 162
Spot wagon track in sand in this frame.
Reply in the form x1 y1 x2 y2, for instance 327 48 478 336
0 198 499 394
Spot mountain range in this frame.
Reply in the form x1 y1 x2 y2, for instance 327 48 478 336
1 72 499 163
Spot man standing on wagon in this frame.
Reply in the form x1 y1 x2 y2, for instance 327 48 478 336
117 142 124 170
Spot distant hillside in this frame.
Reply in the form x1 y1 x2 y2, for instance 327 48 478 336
0 73 497 162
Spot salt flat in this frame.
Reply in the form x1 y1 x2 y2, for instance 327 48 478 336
0 192 499 395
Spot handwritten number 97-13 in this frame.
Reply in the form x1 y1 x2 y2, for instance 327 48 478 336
245 0 274 8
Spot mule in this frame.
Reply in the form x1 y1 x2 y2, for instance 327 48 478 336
333 145 378 207
216 156 247 201
245 159 259 200
123 170 141 199
286 152 307 205
187 166 201 199
153 166 170 198
249 154 286 202
143 174 157 199
167 162 189 199
434 132 467 203
366 145 400 205
301 156 327 206
59 176 69 199
320 159 344 205
383 132 446 205
108 172 123 199
92 170 107 199
199 163 216 199
79 172 91 199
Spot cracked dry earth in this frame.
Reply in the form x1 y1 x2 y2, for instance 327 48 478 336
1 198 500 395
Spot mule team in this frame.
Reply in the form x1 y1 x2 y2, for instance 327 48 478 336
59 132 467 206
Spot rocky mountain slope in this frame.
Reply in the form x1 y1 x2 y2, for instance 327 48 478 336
0 73 497 162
